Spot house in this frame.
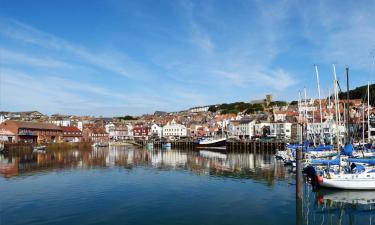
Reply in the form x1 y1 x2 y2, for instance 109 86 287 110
151 124 162 137
273 112 287 122
162 119 187 137
254 122 271 137
133 123 151 138
61 126 82 142
232 117 256 139
0 120 62 143
108 124 130 140
0 128 16 142
270 122 292 140
82 126 109 143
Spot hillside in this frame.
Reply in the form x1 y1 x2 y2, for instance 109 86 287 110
338 84 375 105
208 101 288 114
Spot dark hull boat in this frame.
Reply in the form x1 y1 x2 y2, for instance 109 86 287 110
194 137 227 150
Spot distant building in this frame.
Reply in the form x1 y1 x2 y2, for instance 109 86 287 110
133 123 151 138
0 120 62 143
0 128 16 142
270 122 292 140
266 94 273 106
106 124 130 140
162 119 187 137
189 106 210 113
231 117 256 139
61 126 82 142
82 126 108 143
151 124 162 138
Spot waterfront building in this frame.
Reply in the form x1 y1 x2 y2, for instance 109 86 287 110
231 117 256 139
0 120 62 143
133 123 151 138
61 126 82 142
0 128 16 142
254 122 271 137
106 124 130 140
270 122 292 140
162 119 187 138
82 126 109 143
151 124 162 137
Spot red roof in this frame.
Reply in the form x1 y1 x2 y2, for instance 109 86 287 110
61 126 81 132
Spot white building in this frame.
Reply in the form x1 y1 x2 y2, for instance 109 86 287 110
270 123 292 140
273 112 287 122
254 122 271 136
51 120 71 127
189 106 210 113
151 124 162 137
232 118 256 139
162 119 187 137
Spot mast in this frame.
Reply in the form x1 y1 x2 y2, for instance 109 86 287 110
304 87 308 142
315 65 324 144
346 67 350 143
368 82 371 142
362 103 365 145
333 64 340 150
328 88 333 145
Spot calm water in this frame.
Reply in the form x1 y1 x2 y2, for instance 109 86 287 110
0 147 374 225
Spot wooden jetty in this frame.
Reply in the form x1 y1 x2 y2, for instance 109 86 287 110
135 140 286 152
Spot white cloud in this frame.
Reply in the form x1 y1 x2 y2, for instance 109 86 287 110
0 18 150 80
0 48 72 68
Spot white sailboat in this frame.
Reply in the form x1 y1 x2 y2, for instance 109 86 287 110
319 169 375 190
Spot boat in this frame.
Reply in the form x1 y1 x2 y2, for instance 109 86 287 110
318 168 375 190
194 137 227 150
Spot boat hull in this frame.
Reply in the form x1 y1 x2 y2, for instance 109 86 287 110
321 178 375 190
194 139 227 150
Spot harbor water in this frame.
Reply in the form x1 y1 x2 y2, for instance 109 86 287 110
0 147 374 225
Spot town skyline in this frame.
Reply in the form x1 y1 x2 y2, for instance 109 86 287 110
1 0 375 116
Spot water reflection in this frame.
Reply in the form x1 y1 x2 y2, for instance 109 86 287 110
301 188 375 225
0 146 290 185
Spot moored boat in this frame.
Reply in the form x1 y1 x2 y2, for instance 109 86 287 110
194 137 227 150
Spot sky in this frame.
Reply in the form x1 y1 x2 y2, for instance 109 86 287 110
0 0 375 116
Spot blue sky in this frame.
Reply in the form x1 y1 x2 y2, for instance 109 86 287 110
0 0 374 116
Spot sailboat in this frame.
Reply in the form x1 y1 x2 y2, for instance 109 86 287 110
317 68 375 190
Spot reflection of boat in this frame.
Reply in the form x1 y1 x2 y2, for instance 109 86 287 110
162 143 171 149
199 150 227 160
92 143 109 148
318 189 375 205
33 145 46 152
194 137 226 150
146 143 154 150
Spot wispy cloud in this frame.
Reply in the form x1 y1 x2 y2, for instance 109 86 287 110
0 48 72 68
0 18 150 80
0 68 168 115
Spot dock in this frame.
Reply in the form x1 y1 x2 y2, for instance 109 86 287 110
135 140 286 152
